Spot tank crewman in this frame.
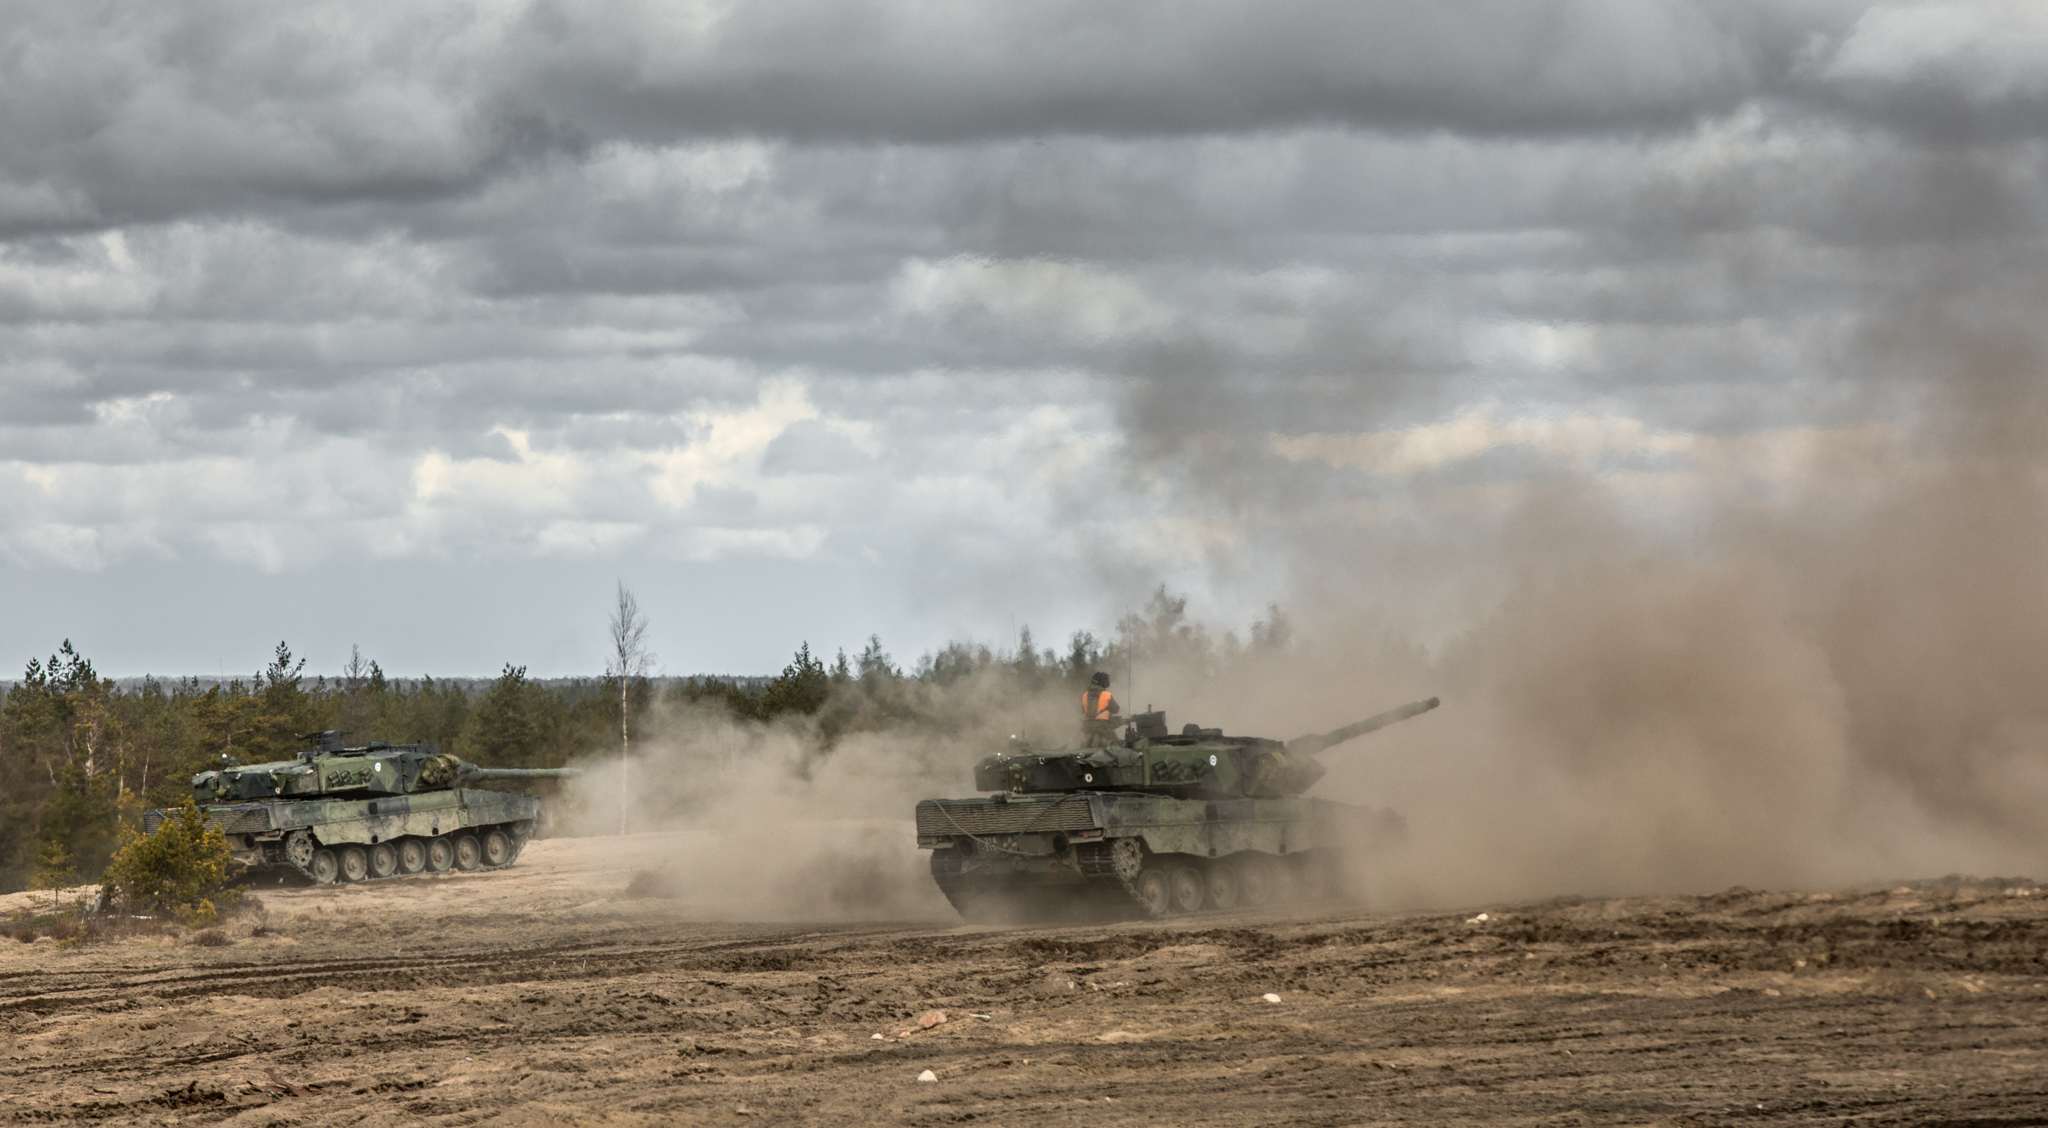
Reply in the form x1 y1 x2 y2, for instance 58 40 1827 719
1082 671 1122 746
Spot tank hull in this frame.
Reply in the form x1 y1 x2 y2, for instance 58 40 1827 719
144 787 547 884
915 792 1403 922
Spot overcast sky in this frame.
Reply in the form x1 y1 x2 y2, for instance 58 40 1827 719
4 0 2045 678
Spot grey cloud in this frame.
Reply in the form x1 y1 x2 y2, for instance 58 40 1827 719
513 0 1809 142
1791 2 2048 144
0 0 1970 240
0 0 581 231
3 0 2046 674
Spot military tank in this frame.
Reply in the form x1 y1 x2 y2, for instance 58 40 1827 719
916 697 1438 921
141 731 583 884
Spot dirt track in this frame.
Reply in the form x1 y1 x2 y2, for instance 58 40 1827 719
5 834 2048 1126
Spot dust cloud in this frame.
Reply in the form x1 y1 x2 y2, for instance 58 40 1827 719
539 316 2048 919
1108 312 2048 908
549 674 1087 923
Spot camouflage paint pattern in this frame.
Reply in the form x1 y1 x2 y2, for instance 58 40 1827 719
916 700 1435 920
146 731 579 883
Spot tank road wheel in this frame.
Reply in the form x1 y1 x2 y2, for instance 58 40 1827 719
309 849 340 884
1238 856 1277 907
284 830 316 873
369 842 398 879
1133 869 1173 918
454 834 483 871
339 846 370 883
397 838 427 875
1109 838 1145 882
1206 861 1241 911
425 837 455 873
1169 866 1206 914
482 828 513 867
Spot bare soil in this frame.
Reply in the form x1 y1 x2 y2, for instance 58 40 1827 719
5 834 2047 1126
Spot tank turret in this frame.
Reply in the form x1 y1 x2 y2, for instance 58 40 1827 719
971 697 1439 801
192 730 583 803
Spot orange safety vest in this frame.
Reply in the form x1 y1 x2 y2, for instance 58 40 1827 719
1083 687 1115 721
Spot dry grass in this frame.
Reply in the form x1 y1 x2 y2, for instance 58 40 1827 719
76 915 160 943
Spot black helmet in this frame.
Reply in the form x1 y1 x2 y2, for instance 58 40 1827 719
1090 671 1110 688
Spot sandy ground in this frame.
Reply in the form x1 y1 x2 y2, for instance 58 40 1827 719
4 833 2048 1126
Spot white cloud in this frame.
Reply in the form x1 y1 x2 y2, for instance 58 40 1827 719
0 373 1136 580
1275 406 1686 477
647 380 819 508
1274 406 1912 503
1817 2 2048 102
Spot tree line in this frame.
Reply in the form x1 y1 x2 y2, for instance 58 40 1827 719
0 585 1290 894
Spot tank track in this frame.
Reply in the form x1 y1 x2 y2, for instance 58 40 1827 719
1097 842 1346 920
273 820 534 885
932 840 1348 923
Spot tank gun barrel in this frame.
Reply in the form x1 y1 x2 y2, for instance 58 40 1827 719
1285 697 1439 756
456 763 585 782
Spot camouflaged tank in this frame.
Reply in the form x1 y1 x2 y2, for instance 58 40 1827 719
917 698 1437 921
142 731 582 884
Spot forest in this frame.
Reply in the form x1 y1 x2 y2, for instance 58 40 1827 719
0 588 1291 895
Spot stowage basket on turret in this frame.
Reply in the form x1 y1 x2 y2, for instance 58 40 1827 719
141 731 583 884
916 698 1438 921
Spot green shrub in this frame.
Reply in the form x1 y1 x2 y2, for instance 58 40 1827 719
99 801 241 925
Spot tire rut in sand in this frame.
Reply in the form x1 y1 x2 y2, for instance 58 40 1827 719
6 857 2047 1126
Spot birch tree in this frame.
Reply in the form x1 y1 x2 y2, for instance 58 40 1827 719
606 582 653 835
